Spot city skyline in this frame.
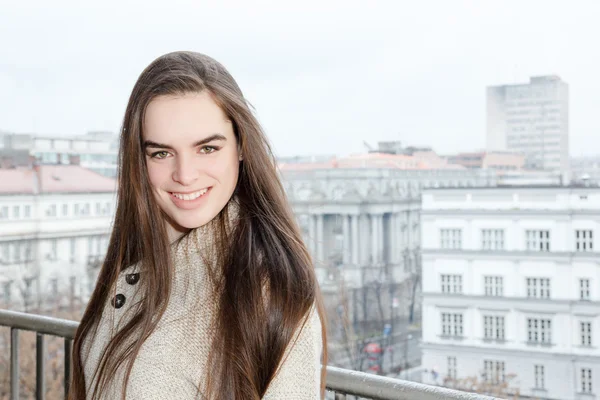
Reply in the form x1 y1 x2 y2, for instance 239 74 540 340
1 1 599 159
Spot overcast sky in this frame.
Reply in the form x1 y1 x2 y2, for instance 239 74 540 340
1 0 598 158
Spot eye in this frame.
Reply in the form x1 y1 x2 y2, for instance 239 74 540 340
200 146 217 154
150 151 170 159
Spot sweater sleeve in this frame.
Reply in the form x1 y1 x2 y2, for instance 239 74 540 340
262 306 324 399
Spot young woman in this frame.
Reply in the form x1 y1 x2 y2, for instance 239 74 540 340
69 51 327 399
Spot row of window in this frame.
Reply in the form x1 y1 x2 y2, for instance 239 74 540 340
440 274 594 301
440 228 594 252
1 276 80 304
440 312 594 347
446 357 592 393
0 202 113 220
0 236 109 265
46 202 113 218
0 205 31 219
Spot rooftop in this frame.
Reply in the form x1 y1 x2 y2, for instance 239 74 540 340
0 165 117 195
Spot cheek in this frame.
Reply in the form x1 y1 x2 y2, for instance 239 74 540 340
146 162 170 189
206 154 239 184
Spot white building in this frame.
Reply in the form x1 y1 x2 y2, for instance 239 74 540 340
0 131 119 177
487 76 569 173
421 186 600 399
0 165 116 311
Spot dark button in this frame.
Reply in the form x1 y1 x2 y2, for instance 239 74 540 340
111 293 126 309
125 273 140 285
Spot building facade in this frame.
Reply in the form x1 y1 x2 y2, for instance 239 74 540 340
280 157 496 327
0 131 119 177
421 186 600 399
0 165 116 311
487 76 569 173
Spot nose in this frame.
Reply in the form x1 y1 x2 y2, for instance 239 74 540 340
172 155 199 186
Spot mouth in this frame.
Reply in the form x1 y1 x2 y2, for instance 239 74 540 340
169 187 211 201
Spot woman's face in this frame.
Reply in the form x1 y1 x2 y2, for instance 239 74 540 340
143 91 240 242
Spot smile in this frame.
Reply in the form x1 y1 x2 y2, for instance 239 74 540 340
170 188 209 201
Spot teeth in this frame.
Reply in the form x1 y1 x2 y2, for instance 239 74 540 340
172 188 208 201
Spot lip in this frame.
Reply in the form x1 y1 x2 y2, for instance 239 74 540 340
168 187 212 210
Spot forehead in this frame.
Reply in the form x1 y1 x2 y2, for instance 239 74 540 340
143 92 232 140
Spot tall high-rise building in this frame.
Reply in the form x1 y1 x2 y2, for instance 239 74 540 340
487 76 569 173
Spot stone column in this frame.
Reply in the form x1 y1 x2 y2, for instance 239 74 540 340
389 213 396 264
370 214 378 264
377 214 384 264
351 214 359 265
308 214 316 257
316 213 324 263
342 214 351 264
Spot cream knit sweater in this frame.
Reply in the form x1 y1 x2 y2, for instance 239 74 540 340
81 208 323 399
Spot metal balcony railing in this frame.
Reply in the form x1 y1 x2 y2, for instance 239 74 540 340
0 309 498 400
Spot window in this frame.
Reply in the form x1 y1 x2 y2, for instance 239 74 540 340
526 230 550 252
50 278 58 299
581 368 593 394
24 205 31 218
580 279 591 301
88 236 94 255
441 275 463 294
24 242 31 261
83 203 90 215
2 281 12 304
70 276 77 299
447 356 457 380
534 365 545 389
576 230 594 252
527 318 552 344
481 229 505 250
70 238 76 262
483 360 505 384
483 316 505 340
440 229 462 250
0 206 7 219
13 206 20 219
95 202 101 215
441 313 463 337
46 204 57 217
484 276 503 296
13 243 21 262
581 322 592 347
74 204 80 216
0 243 8 263
62 204 69 216
527 278 551 299
49 239 58 260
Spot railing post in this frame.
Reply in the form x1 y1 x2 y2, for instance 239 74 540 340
10 327 19 400
64 338 72 400
36 332 46 400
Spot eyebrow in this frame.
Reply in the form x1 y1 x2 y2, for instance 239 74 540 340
143 133 227 150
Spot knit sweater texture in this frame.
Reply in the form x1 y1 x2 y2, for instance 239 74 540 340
81 204 323 399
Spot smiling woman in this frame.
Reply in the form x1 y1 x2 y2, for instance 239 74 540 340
142 93 241 242
68 51 327 400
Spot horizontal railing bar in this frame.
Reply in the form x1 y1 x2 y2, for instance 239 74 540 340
1 309 499 400
325 366 499 400
0 309 78 339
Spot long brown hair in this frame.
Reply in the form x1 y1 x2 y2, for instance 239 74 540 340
69 51 327 400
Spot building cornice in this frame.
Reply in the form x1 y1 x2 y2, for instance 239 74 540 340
422 249 600 263
420 341 600 362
